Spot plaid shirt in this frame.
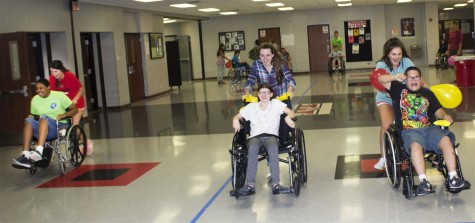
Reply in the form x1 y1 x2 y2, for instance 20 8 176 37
244 59 296 97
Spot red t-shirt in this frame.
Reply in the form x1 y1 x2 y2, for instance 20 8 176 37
448 30 462 50
49 71 85 109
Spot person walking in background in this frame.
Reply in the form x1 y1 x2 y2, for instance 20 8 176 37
216 43 230 85
373 38 415 170
281 47 293 72
49 60 85 126
446 20 463 57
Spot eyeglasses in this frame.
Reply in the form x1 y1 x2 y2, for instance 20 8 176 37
407 76 421 81
258 91 272 95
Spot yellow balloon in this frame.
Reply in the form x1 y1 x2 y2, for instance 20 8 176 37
430 84 462 109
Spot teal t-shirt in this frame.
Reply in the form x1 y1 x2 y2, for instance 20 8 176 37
30 91 72 122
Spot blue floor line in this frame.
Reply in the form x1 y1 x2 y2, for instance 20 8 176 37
190 176 232 223
191 79 317 222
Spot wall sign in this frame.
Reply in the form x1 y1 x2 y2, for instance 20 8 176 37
218 31 245 51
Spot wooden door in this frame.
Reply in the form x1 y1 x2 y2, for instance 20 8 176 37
124 33 144 103
80 33 99 110
0 32 35 140
308 24 331 72
258 27 281 49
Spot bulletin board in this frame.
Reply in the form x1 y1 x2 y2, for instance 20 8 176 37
218 31 245 51
344 20 373 62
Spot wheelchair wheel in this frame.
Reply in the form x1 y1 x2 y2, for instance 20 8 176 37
230 132 247 193
59 158 67 174
403 169 414 199
66 125 87 167
26 166 38 176
229 83 244 96
384 125 401 188
228 68 235 81
293 175 300 197
296 128 307 183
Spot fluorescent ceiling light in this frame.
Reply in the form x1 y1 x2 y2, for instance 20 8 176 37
397 0 412 2
163 18 169 20
454 3 468 7
266 3 285 7
220 11 238 15
134 0 163 2
170 3 196 8
278 7 294 11
469 0 473 3
199 8 220 12
338 3 352 6
163 20 177 23
443 7 454 10
335 0 351 2
252 0 270 1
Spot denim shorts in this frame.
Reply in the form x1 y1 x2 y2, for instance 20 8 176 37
375 91 392 107
25 115 69 141
401 126 456 154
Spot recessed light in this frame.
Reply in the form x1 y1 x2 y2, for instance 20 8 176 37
266 3 285 7
199 8 220 12
220 11 238 15
134 0 163 2
338 3 352 6
443 7 454 10
278 7 294 11
163 20 177 23
170 3 197 8
454 3 468 7
397 0 412 2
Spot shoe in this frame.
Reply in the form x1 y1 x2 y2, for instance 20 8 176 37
448 176 471 192
272 184 291 194
374 157 386 170
416 179 434 196
29 150 43 162
11 155 31 168
236 185 255 196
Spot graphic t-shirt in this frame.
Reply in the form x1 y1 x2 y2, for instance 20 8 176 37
388 81 441 130
30 91 73 122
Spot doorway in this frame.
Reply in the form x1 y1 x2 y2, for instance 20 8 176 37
80 33 100 111
258 27 281 49
308 24 331 73
124 33 145 103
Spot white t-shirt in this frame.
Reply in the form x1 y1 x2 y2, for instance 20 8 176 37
239 99 287 138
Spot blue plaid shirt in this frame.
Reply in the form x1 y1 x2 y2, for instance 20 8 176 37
244 59 296 97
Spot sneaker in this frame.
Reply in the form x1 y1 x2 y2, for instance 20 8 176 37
374 157 386 170
29 150 43 162
448 176 471 191
272 184 291 194
11 155 31 168
236 184 255 196
416 179 434 196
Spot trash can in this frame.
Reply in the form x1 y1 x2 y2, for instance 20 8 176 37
454 56 475 87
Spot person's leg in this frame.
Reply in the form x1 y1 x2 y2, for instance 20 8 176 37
438 136 457 173
22 117 36 151
265 137 280 185
72 109 84 126
409 143 426 178
246 137 261 186
375 104 394 169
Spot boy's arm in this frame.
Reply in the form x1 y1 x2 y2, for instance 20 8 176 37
435 108 453 123
378 73 405 90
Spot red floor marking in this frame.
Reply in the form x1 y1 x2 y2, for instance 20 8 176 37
360 159 384 173
37 162 160 188
295 103 321 116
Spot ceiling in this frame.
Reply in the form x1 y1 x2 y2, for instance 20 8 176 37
78 0 473 20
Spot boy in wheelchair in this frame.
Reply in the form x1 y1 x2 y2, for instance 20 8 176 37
11 78 78 169
379 66 470 195
232 83 296 195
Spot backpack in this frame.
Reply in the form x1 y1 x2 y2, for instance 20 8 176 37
248 47 259 60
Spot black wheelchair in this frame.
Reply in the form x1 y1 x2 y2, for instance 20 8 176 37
15 119 88 175
228 66 249 95
435 53 449 70
229 95 307 199
328 56 345 76
384 122 469 199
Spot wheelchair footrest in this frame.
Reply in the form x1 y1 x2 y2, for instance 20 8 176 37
229 189 254 197
415 185 435 197
447 181 471 194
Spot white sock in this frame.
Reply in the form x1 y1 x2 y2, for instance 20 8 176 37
22 151 30 158
448 171 458 179
418 174 427 182
35 146 44 154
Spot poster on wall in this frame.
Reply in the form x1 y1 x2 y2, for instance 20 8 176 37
344 19 372 62
401 18 415 37
218 31 246 51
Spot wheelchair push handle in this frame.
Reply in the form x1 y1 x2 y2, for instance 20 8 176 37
242 92 291 104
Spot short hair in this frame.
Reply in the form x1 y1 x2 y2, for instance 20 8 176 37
334 31 339 34
234 50 240 55
36 78 50 87
404 66 422 76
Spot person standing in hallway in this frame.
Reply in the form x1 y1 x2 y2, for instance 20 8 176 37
446 20 463 57
216 43 230 85
281 47 293 72
373 38 415 170
331 31 343 52
49 60 85 126
248 39 260 62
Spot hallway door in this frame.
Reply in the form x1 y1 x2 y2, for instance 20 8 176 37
80 33 99 110
0 32 35 139
124 33 145 103
258 27 281 49
308 24 331 72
